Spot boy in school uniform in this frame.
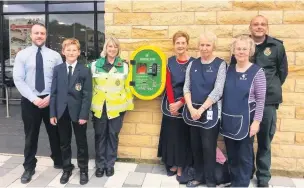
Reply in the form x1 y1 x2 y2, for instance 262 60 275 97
50 38 92 185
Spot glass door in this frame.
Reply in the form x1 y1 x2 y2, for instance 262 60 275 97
48 14 95 64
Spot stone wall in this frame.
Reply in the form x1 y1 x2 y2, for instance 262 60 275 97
104 0 304 173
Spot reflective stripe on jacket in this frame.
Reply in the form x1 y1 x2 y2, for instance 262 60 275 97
89 57 134 119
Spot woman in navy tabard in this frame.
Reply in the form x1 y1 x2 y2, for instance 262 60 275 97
158 31 194 178
220 35 266 187
183 32 226 187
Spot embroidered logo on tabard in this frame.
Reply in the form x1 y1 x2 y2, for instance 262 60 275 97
264 47 272 56
206 66 213 72
240 74 247 80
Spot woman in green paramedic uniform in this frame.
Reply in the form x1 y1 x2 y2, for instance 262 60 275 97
88 36 134 177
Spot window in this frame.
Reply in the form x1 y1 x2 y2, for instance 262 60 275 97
97 14 105 56
48 14 95 63
3 3 45 13
3 15 45 78
49 2 94 12
97 2 105 11
1 1 105 81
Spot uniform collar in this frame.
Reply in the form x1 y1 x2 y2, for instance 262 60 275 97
96 56 123 68
66 60 78 69
251 35 281 46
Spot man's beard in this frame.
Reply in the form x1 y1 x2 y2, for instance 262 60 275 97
34 41 45 47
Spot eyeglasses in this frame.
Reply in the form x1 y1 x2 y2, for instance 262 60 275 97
235 47 249 52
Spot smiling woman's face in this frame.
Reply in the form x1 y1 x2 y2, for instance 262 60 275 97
174 36 188 56
106 41 119 58
234 40 251 63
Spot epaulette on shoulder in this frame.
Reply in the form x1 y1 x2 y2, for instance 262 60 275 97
273 37 283 44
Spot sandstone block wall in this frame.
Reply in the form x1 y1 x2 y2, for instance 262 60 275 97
104 0 304 173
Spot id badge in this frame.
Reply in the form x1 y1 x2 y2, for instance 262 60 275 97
207 110 213 120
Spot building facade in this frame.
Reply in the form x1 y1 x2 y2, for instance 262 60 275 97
1 0 304 175
0 1 105 85
106 0 304 175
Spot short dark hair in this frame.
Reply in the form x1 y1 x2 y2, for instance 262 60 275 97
30 23 46 33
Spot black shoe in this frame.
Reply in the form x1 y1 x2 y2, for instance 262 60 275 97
105 167 114 177
186 180 201 187
60 171 72 184
80 171 88 185
21 170 35 184
53 164 63 169
257 182 269 187
167 170 177 176
95 168 105 177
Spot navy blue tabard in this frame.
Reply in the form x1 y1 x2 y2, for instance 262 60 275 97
182 57 223 128
220 64 261 140
161 56 195 118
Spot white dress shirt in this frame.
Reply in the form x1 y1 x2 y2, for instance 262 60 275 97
66 60 78 75
13 44 63 102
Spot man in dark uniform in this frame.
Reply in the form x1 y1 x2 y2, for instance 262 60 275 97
231 15 288 187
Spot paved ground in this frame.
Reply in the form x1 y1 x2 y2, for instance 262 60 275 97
0 154 304 187
0 90 304 187
0 102 96 158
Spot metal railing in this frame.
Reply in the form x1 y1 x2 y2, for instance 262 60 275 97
0 84 21 118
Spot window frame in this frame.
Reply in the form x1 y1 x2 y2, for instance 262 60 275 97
0 1 105 93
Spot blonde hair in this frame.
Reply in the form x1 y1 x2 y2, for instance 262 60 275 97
61 38 81 51
198 31 217 50
172 31 190 44
231 34 255 57
100 36 121 57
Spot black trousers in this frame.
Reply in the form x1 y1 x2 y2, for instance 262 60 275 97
256 105 277 184
190 123 219 184
57 108 89 172
93 107 125 169
225 135 254 187
21 96 62 171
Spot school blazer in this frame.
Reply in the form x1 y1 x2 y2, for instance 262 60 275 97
50 62 92 122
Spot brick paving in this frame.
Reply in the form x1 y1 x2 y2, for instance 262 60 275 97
0 100 303 187
0 153 302 187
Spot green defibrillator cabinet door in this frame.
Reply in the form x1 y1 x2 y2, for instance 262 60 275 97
129 46 166 100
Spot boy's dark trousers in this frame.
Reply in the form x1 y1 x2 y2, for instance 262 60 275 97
57 107 89 172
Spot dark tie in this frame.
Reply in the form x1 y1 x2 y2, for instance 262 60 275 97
68 66 72 85
35 47 45 92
